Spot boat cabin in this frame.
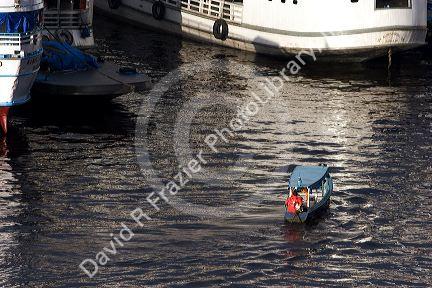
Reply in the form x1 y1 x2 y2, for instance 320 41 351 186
288 165 331 210
43 0 94 48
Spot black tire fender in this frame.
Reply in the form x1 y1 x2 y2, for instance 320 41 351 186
57 29 74 45
152 1 166 20
213 19 229 41
108 0 121 9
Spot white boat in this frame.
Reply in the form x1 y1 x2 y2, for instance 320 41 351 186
0 0 44 134
94 0 427 61
43 0 94 48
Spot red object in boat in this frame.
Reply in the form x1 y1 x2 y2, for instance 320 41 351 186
286 195 303 214
80 0 87 10
0 107 10 135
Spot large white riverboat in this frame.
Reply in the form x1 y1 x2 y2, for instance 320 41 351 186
43 0 94 48
94 0 427 61
0 0 44 134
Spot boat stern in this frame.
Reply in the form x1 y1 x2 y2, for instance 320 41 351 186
242 0 427 60
318 0 427 59
284 211 308 223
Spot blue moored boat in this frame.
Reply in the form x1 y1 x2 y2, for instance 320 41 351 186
284 165 333 223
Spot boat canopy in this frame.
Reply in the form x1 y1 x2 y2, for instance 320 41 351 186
289 166 329 189
0 11 41 34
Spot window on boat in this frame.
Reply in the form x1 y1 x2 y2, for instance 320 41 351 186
376 0 411 9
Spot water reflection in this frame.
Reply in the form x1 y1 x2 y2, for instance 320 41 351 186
0 16 430 287
0 138 6 157
0 138 23 286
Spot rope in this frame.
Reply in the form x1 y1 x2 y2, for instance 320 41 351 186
388 48 392 70
387 48 392 86
220 0 226 19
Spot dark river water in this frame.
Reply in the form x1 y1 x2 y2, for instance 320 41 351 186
1 15 432 287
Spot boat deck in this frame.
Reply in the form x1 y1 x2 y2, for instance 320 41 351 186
33 62 152 97
297 190 325 210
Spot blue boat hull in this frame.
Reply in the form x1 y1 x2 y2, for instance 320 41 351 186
284 197 331 223
284 167 333 224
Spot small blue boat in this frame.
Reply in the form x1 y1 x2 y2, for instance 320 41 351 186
284 165 333 223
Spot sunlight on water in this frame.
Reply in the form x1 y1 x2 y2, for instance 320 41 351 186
0 15 431 287
0 141 23 287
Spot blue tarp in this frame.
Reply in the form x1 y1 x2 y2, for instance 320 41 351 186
0 11 40 33
289 166 329 189
41 41 99 72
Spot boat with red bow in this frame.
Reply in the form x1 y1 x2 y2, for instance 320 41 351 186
0 0 44 135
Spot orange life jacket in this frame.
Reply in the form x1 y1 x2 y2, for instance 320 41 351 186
286 195 303 214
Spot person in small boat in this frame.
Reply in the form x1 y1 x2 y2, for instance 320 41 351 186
286 188 306 214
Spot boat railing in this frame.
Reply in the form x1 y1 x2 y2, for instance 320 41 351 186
0 0 44 9
161 0 243 24
0 32 35 47
44 9 90 30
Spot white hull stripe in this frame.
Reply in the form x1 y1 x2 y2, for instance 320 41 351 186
0 48 43 60
0 69 40 78
240 24 427 37
0 94 31 107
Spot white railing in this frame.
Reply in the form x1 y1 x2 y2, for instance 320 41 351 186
0 33 33 46
0 0 44 10
161 0 243 24
44 10 88 29
0 0 42 7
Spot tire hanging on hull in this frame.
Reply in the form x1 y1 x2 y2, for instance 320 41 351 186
57 29 74 45
152 1 166 20
213 19 229 41
108 0 121 9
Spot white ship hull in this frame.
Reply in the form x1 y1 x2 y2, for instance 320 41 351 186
0 0 44 134
94 0 427 61
0 53 42 107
